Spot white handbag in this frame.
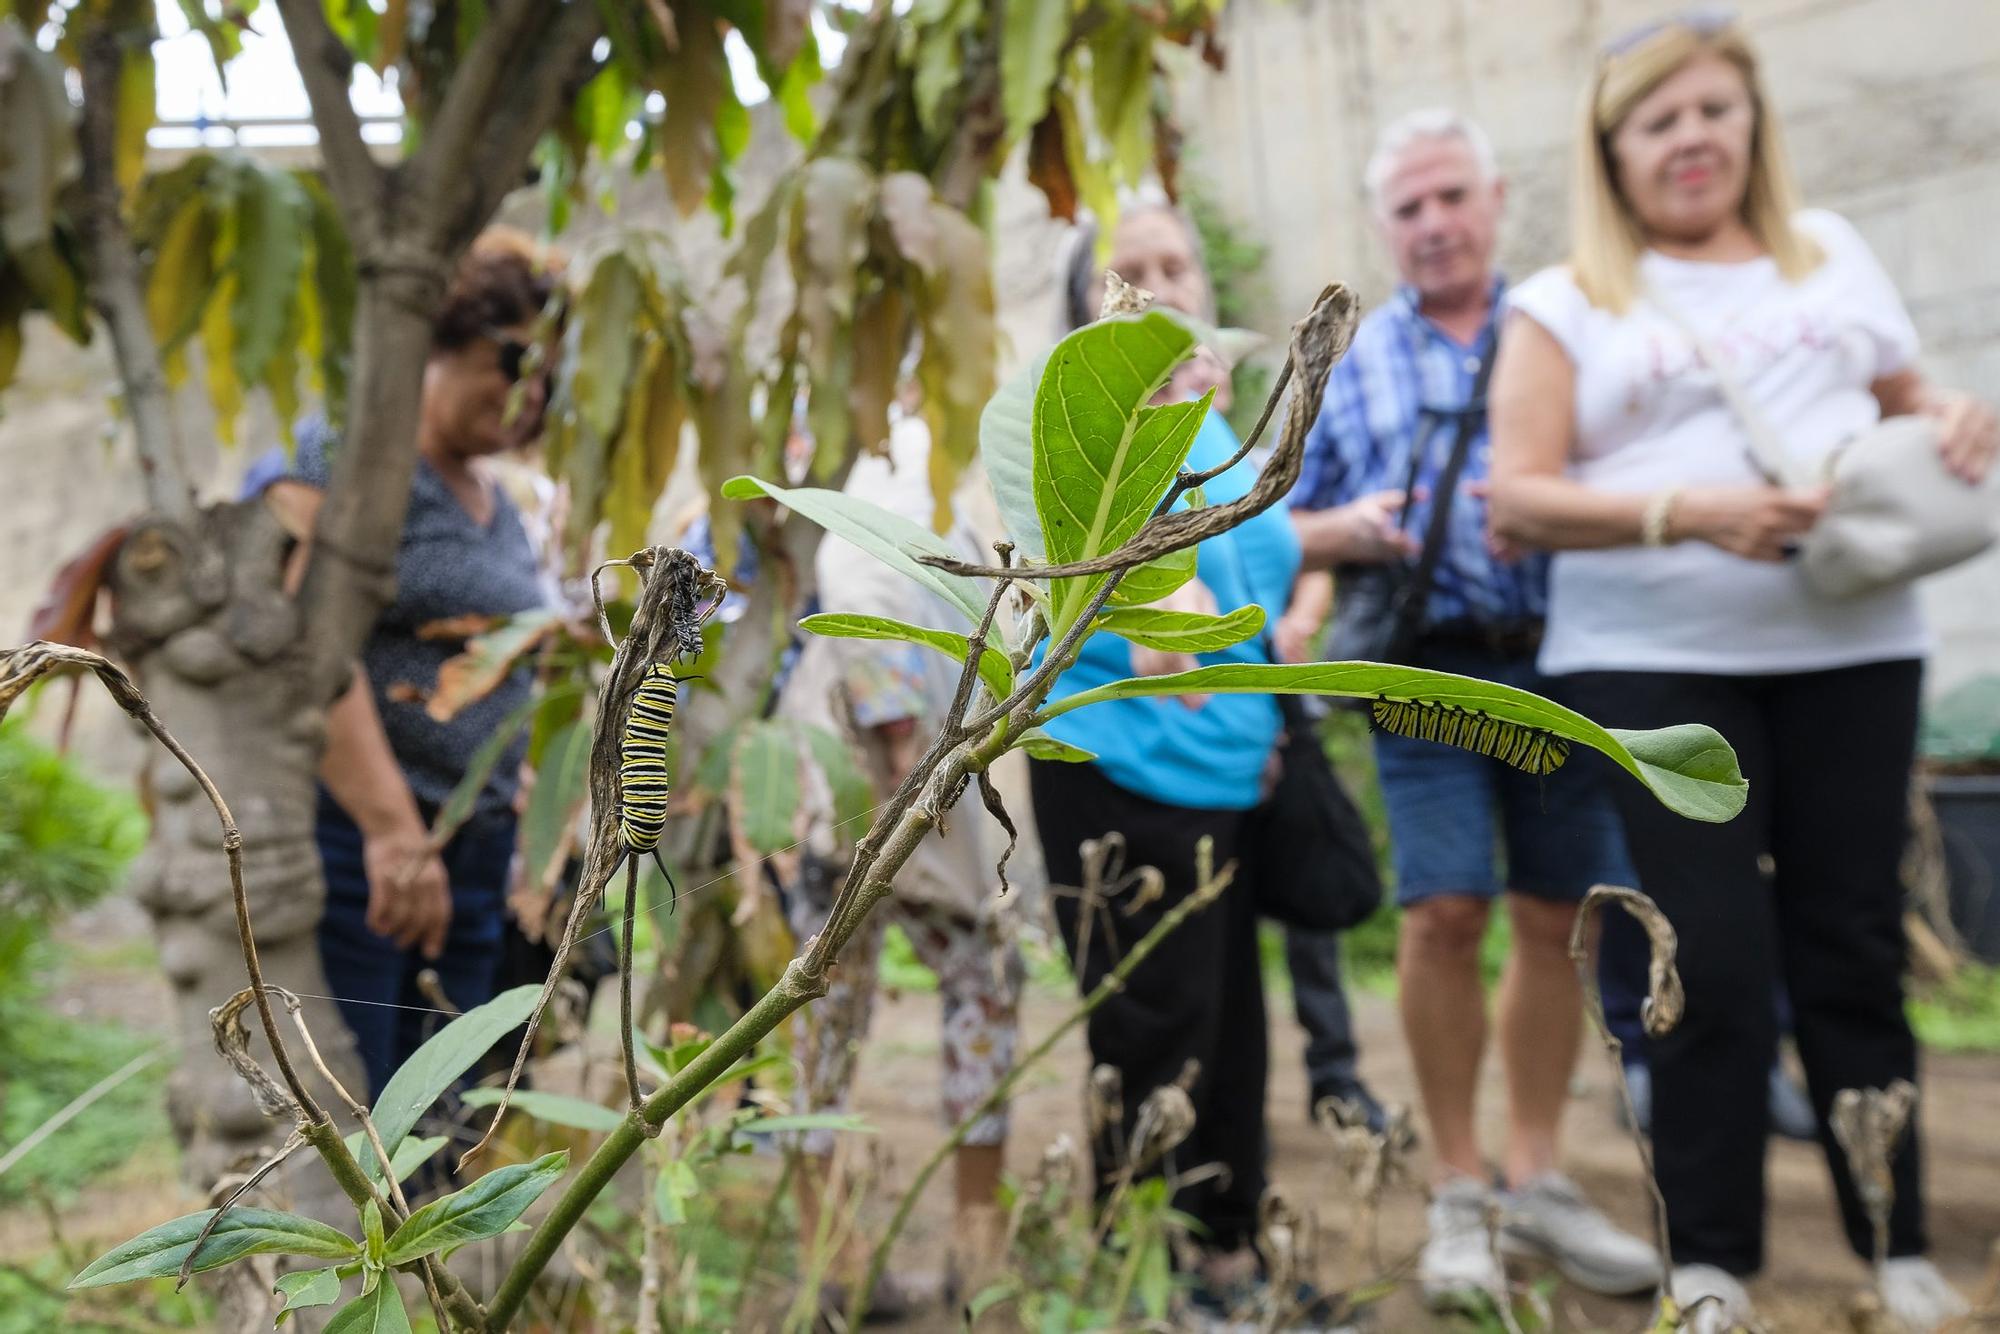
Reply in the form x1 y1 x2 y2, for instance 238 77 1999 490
1653 293 1996 598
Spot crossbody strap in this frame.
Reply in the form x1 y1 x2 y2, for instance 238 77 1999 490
1385 332 1499 642
1645 284 1793 486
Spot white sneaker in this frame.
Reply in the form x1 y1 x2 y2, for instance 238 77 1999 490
1419 1176 1505 1308
1880 1257 1968 1332
1665 1264 1754 1334
1500 1172 1661 1296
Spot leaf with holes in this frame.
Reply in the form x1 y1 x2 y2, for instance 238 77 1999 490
1096 604 1265 653
69 1209 360 1289
799 612 1012 702
1038 662 1748 822
382 1151 568 1264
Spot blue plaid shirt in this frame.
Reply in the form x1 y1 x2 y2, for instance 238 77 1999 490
1288 277 1546 630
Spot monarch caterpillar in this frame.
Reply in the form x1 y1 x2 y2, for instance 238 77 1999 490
618 663 699 911
1370 698 1571 775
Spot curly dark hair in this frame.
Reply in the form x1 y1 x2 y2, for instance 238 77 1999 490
430 245 558 351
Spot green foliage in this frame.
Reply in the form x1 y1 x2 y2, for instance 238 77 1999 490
362 984 543 1175
800 611 1014 702
322 1275 411 1334
68 1207 361 1289
1096 603 1265 653
383 1150 567 1264
1039 662 1748 823
459 1087 626 1133
0 720 148 954
1910 964 2000 1052
0 1006 170 1204
1921 675 2000 766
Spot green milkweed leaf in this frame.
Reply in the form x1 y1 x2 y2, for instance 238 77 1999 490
1095 604 1266 654
460 1087 626 1133
798 612 1013 702
1035 662 1746 822
363 985 543 1174
322 1272 411 1334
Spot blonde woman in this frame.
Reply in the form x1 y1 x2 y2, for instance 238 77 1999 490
1489 12 1995 1331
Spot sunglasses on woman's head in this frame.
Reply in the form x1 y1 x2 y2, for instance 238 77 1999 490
1600 5 1737 59
481 327 534 382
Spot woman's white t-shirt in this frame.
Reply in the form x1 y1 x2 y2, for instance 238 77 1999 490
1510 209 1929 676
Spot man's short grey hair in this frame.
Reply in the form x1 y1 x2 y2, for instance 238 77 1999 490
1364 108 1499 210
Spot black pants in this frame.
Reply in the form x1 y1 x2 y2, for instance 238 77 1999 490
1284 927 1360 1090
1029 758 1267 1253
1560 659 1926 1275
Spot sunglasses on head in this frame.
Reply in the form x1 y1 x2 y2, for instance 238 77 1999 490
1600 5 1737 59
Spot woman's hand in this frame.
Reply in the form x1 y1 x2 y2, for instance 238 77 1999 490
1920 390 1998 484
1274 610 1320 665
1676 484 1830 562
1293 490 1420 568
362 824 452 959
1132 579 1214 709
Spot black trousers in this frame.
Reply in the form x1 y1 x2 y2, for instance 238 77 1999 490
1560 659 1926 1275
1029 758 1268 1253
1284 926 1360 1090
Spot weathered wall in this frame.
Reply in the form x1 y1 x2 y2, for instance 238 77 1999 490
1173 0 2000 692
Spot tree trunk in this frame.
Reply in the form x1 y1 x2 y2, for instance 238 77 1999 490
108 503 362 1218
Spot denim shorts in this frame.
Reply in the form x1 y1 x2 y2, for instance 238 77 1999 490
1373 645 1636 908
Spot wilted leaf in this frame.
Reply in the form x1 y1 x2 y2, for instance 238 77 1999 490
607 336 682 555
1053 87 1117 237
427 609 562 723
911 0 977 136
913 202 996 524
878 172 938 276
999 0 1068 141
0 19 78 258
383 1151 568 1264
1096 604 1265 653
730 719 803 856
799 611 1011 702
1026 110 1077 222
656 13 729 216
1088 20 1155 182
1038 662 1750 822
69 1209 360 1289
719 475 986 623
460 1088 625 1133
363 985 544 1174
322 1273 410 1334
795 156 875 465
848 288 906 460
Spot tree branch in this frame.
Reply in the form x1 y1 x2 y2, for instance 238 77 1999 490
268 0 382 228
418 0 604 256
75 27 200 528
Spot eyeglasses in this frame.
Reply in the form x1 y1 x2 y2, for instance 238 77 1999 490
481 327 536 383
1600 5 1737 59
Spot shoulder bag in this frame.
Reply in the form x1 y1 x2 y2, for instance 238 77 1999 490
1651 291 1995 598
1324 336 1499 661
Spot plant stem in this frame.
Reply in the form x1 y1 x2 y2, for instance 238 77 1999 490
851 853 1235 1325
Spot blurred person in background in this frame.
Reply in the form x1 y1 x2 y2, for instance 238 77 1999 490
246 234 558 1101
1490 13 1994 1330
1032 201 1372 1320
1289 109 1659 1309
775 381 1024 1322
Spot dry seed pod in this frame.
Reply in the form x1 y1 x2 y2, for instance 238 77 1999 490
210 988 298 1120
1128 1081 1197 1169
1088 1063 1124 1135
1830 1078 1918 1259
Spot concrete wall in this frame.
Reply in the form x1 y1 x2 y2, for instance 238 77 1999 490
1173 0 2000 692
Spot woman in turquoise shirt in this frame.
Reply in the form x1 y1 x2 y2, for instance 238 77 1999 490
1029 201 1308 1317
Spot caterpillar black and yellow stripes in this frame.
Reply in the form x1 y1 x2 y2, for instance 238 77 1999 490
1369 697 1571 775
618 663 689 909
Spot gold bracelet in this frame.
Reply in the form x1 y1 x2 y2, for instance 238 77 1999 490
1641 487 1683 547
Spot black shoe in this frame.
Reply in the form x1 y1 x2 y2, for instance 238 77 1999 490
1309 1075 1388 1136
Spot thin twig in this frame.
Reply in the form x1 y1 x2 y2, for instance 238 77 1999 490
621 858 647 1119
174 1131 307 1290
1567 884 1683 1307
851 843 1236 1325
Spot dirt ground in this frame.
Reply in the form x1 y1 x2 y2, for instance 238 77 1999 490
15 901 2000 1332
